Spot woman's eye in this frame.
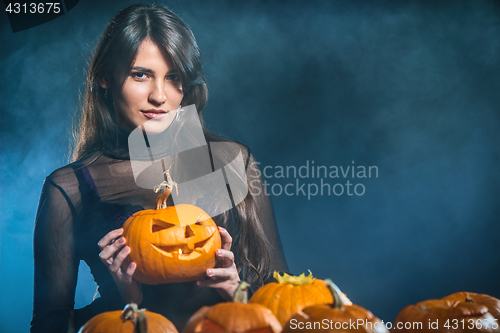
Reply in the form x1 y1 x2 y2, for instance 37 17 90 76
166 74 181 82
132 72 148 80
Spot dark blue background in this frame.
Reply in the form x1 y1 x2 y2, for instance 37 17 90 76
1 0 499 332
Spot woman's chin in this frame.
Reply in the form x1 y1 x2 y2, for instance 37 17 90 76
141 115 176 134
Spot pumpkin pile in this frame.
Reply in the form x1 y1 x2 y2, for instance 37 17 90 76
78 303 178 333
122 175 221 285
80 264 500 333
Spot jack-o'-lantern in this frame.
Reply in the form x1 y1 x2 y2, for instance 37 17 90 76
249 271 349 326
282 280 389 333
122 175 221 285
78 303 178 333
393 292 500 333
182 282 282 333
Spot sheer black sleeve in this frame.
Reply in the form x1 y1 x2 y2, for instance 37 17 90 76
31 171 81 333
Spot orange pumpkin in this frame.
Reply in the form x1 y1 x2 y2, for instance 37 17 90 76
182 282 282 333
442 292 500 322
122 181 221 285
282 279 389 333
78 303 178 333
249 272 344 326
393 293 500 333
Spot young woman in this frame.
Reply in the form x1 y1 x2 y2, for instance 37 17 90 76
31 4 288 332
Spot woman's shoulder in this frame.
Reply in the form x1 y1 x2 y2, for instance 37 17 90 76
45 152 102 189
36 162 83 212
45 163 78 187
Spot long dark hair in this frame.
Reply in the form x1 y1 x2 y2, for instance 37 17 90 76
72 4 273 284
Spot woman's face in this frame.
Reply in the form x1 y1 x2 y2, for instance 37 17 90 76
106 38 184 133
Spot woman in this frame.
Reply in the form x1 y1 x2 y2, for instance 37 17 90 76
31 4 288 332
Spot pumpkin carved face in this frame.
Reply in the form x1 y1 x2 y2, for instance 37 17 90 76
122 204 221 285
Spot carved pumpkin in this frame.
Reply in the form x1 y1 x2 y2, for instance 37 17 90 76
282 280 389 333
249 272 348 326
78 303 178 333
393 292 500 333
122 182 221 285
182 282 282 333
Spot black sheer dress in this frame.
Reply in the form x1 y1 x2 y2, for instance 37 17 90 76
31 139 288 332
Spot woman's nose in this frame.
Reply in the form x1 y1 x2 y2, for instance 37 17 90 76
148 80 167 105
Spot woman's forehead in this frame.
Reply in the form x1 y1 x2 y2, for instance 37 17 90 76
132 38 176 71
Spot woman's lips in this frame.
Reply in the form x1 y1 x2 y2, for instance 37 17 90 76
141 110 168 119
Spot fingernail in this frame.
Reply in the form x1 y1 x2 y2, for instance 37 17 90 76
207 269 213 277
216 250 221 255
118 237 125 244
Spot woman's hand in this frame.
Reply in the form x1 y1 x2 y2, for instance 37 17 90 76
197 227 240 301
98 228 143 304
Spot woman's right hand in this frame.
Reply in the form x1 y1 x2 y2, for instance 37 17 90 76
98 228 143 304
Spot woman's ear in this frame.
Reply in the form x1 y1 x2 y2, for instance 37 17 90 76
99 78 110 89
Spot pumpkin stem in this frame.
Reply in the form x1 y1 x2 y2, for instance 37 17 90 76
155 187 172 209
154 163 178 209
120 303 148 333
324 279 344 311
273 271 314 286
465 296 475 304
233 281 251 303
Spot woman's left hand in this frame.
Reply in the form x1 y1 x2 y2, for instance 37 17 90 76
197 226 240 301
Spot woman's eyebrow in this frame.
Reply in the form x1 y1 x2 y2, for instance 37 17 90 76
131 67 179 75
131 66 154 73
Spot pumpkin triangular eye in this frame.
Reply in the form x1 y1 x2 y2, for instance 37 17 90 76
195 217 213 226
152 219 177 232
185 225 195 238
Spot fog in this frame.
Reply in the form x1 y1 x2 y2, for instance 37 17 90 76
1 0 499 331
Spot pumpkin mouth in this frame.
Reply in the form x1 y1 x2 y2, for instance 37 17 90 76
151 233 216 259
152 238 211 255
